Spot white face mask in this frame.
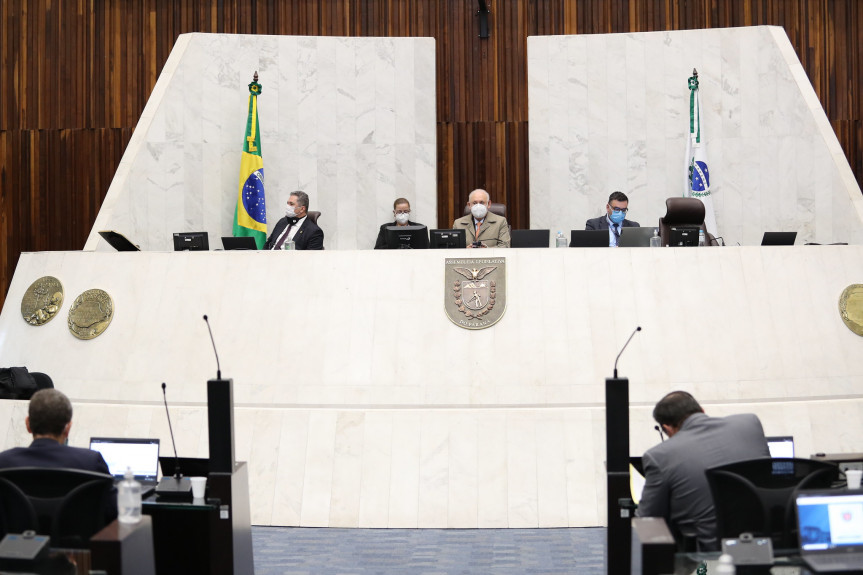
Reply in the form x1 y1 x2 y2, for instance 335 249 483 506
471 203 488 220
285 205 297 219
395 212 410 225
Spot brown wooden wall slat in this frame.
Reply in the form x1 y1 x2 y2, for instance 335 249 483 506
1 0 862 310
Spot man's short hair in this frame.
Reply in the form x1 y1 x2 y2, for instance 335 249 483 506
608 191 629 204
28 389 73 436
469 189 490 203
393 198 410 210
290 191 310 210
652 391 702 428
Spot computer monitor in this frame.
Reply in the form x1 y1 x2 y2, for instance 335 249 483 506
385 225 429 249
761 231 797 246
510 229 550 248
766 436 795 458
668 227 700 247
222 236 258 250
429 229 466 249
569 230 608 247
173 232 209 251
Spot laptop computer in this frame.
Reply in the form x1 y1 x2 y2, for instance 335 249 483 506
617 227 657 248
569 230 609 247
796 490 863 572
510 229 550 248
767 436 795 458
222 236 258 250
761 232 797 246
89 437 160 495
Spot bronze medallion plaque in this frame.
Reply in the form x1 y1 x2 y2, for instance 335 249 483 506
68 289 114 340
839 284 863 337
444 258 506 330
21 276 65 326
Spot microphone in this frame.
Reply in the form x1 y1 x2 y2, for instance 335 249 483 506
155 382 192 497
613 326 642 378
654 425 665 442
203 315 221 380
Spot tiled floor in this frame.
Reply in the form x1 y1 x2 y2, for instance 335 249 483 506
252 526 606 574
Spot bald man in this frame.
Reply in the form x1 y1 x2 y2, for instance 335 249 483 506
452 189 511 248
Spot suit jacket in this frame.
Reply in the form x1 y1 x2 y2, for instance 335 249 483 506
584 215 640 230
452 214 511 248
374 221 422 249
264 216 324 251
635 412 770 551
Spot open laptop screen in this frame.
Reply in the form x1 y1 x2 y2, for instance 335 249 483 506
89 437 160 482
797 492 863 551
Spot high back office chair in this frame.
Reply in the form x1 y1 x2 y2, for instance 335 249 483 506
307 211 321 225
0 477 39 538
0 467 115 548
658 197 716 246
462 203 507 218
706 457 839 549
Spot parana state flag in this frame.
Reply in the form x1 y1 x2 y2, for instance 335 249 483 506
684 70 718 238
233 74 267 249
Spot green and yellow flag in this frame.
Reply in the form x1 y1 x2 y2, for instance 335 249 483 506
233 73 267 248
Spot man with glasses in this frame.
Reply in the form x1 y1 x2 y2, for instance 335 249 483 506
585 191 640 246
374 198 425 249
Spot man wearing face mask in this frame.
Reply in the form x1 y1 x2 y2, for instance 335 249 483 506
264 191 325 250
585 191 640 247
452 189 511 248
374 198 423 249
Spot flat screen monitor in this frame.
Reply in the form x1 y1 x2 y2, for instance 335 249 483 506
761 231 797 246
617 227 656 248
385 225 429 249
510 229 550 248
569 230 609 247
429 229 466 249
669 227 700 247
173 232 209 251
98 230 140 252
222 236 258 250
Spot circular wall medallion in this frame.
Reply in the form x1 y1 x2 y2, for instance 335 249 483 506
68 289 114 340
839 284 863 337
21 276 64 326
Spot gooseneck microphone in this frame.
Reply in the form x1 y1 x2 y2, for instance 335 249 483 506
155 382 192 497
613 326 642 378
203 315 221 380
162 382 181 479
654 425 665 442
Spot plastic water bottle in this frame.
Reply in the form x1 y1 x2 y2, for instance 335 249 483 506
715 553 735 575
698 229 706 247
649 228 662 248
555 231 567 248
118 467 142 524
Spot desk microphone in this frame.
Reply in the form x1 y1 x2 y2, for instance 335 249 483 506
613 326 642 378
203 315 221 380
155 382 192 497
654 425 665 442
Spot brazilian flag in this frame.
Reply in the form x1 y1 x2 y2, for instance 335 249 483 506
233 75 267 249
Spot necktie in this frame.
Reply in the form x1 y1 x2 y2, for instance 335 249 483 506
475 220 482 241
273 223 295 250
612 224 620 245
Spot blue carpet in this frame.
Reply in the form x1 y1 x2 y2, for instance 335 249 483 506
252 526 607 575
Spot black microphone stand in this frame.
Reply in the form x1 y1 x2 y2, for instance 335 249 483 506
155 382 193 498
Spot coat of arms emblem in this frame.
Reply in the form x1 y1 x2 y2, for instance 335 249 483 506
444 258 506 329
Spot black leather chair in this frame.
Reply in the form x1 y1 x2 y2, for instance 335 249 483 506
658 197 716 246
307 210 321 225
706 457 839 550
0 467 115 548
0 477 39 537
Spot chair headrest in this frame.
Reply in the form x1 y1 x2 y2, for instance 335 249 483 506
307 211 321 224
662 197 705 226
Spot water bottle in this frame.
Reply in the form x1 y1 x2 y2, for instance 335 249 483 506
698 229 706 247
649 228 662 248
118 467 142 524
555 231 567 248
715 553 735 575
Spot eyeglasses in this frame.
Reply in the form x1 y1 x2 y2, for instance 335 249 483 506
610 207 629 214
395 210 411 215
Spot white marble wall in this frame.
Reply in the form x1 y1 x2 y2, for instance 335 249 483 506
83 33 437 252
529 26 863 246
2 247 863 526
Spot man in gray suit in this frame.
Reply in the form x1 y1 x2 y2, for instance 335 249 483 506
635 391 770 551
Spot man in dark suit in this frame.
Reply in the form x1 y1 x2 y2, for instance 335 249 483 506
585 191 640 246
264 191 324 250
0 388 111 473
635 391 770 551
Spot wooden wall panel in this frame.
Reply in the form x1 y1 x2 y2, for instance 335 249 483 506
1 0 861 310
